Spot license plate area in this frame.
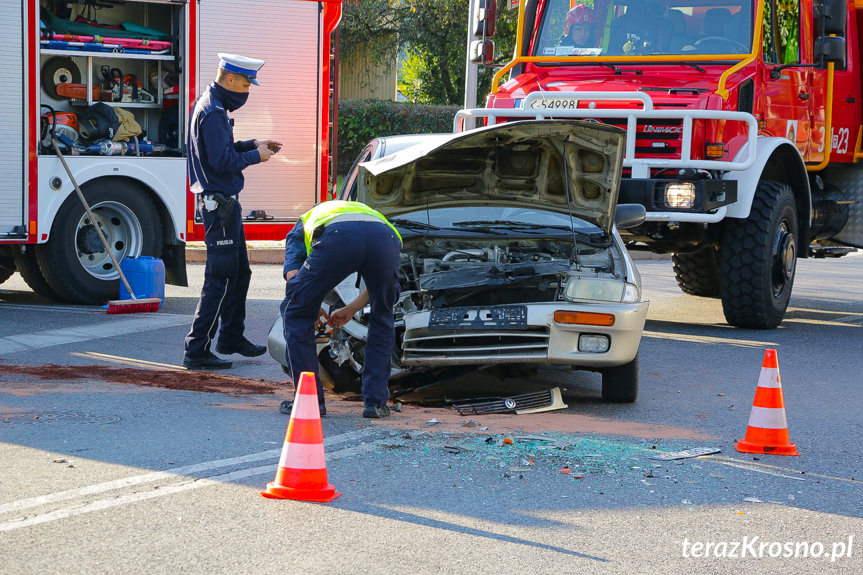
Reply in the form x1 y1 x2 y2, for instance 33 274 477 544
429 306 528 330
527 97 579 110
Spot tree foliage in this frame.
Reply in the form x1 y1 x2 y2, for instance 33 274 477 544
340 0 518 105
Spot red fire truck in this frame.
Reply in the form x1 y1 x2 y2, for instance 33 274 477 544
465 0 863 328
0 0 341 304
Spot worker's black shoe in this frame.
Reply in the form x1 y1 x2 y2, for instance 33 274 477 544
362 403 391 419
279 399 326 417
215 338 266 357
183 352 232 370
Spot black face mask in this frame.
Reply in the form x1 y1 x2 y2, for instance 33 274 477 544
213 83 249 111
221 90 249 112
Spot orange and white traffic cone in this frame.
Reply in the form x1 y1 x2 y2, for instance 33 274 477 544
261 371 341 502
735 349 799 456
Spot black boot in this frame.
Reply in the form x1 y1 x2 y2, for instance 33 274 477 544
279 399 326 417
183 352 232 370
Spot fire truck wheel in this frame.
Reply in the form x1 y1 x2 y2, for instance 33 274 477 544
720 181 797 329
672 246 720 297
11 246 66 301
601 353 639 403
37 179 164 305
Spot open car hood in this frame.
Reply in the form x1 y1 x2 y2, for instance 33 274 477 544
357 120 626 234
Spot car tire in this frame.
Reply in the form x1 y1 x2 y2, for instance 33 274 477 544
601 353 639 403
11 246 66 301
318 348 362 394
37 179 163 305
672 246 720 297
720 181 797 329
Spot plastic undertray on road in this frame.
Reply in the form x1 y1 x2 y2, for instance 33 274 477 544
451 387 568 415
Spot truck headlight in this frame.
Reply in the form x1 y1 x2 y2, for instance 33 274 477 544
664 182 696 209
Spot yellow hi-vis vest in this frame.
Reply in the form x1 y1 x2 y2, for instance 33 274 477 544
300 200 402 255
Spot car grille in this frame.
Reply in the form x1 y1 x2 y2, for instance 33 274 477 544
452 388 566 415
401 328 549 364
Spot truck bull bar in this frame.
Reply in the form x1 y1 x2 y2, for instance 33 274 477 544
454 92 758 223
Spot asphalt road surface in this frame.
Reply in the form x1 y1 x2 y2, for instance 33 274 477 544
1 253 861 574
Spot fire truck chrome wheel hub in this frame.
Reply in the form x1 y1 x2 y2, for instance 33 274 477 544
771 221 795 298
74 201 143 280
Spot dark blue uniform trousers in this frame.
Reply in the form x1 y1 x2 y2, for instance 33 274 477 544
280 221 401 407
185 195 252 358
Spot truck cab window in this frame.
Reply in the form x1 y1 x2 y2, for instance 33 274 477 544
763 0 800 64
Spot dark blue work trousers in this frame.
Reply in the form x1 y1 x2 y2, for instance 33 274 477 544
280 221 401 407
185 195 251 358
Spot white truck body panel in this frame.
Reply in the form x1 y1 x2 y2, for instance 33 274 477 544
36 156 187 241
198 0 322 219
0 1 26 236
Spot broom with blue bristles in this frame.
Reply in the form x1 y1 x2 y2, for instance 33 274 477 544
53 139 161 314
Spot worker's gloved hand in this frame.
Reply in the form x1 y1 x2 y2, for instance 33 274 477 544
314 308 328 333
210 193 237 229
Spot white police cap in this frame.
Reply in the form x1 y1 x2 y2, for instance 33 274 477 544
217 53 265 85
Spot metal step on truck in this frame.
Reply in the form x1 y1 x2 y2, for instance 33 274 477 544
0 0 341 305
463 0 863 329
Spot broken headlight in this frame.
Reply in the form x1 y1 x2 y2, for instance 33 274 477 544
564 276 641 303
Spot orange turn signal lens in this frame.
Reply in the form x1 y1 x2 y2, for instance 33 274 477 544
705 143 725 159
554 311 615 326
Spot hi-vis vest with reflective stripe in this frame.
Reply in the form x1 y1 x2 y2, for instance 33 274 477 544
300 200 402 255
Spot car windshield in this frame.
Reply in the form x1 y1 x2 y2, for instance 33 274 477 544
393 206 603 236
533 0 754 58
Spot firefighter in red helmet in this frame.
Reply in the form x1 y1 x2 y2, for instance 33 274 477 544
560 4 598 48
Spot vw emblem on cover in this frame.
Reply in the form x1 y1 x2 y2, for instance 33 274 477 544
504 399 517 410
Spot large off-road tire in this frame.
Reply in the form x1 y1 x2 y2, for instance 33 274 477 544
672 246 721 297
0 256 15 285
601 353 639 403
0 268 13 285
11 246 66 301
720 181 797 329
37 179 163 305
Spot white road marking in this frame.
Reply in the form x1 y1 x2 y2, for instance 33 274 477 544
70 351 187 371
708 459 806 481
0 427 378 516
0 313 191 355
0 304 104 314
642 330 778 349
0 440 379 532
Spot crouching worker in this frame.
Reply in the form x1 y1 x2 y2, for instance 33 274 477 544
279 200 402 418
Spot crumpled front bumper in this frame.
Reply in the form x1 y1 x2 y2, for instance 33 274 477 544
399 301 649 368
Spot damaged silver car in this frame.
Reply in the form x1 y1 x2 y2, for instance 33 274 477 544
269 120 650 402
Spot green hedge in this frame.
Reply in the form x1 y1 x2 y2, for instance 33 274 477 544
336 99 460 175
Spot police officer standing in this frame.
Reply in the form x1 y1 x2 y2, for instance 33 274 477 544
183 54 281 370
279 200 402 418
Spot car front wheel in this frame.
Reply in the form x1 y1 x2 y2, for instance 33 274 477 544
601 353 639 403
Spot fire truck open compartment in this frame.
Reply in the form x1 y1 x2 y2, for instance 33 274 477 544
38 0 185 158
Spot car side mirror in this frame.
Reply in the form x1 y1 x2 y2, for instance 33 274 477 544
615 203 646 229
